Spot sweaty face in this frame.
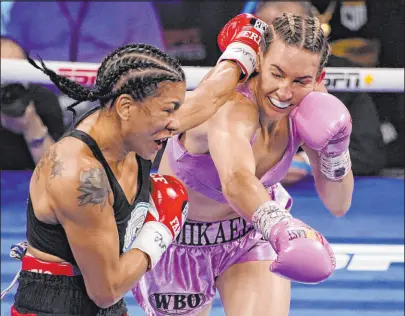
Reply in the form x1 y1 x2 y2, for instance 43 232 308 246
122 81 186 160
256 38 322 120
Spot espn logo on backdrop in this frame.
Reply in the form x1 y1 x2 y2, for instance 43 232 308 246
58 67 98 86
323 71 360 90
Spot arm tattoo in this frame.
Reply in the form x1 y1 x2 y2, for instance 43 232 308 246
35 155 47 181
49 149 64 179
34 145 64 180
77 167 111 208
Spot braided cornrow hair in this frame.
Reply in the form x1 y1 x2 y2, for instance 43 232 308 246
25 43 185 121
285 13 296 37
262 13 331 76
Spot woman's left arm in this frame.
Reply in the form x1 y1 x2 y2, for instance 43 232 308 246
290 91 354 217
302 144 354 216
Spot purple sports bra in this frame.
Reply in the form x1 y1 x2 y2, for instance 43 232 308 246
166 84 301 204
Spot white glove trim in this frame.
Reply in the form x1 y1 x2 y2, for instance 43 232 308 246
217 42 257 82
131 221 173 270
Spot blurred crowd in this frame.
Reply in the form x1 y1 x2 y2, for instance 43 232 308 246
1 1 404 183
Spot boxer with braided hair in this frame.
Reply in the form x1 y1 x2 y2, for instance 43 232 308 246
26 43 185 121
9 32 264 315
133 13 351 316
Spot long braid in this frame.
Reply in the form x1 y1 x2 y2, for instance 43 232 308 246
25 53 98 103
25 43 185 122
25 52 101 120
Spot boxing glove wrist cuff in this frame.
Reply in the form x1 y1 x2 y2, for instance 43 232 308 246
319 149 351 181
252 201 293 241
217 42 256 83
131 221 173 271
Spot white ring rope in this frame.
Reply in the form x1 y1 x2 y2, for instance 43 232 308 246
1 58 404 92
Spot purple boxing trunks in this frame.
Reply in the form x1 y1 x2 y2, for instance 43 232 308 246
132 183 293 315
133 217 275 315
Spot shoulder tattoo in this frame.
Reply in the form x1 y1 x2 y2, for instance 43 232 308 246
35 155 47 180
34 145 64 180
49 148 64 179
77 167 111 208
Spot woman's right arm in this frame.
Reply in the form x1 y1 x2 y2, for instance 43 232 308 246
49 161 148 308
208 99 271 218
173 62 241 134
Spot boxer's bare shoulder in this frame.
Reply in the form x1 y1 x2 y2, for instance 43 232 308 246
31 137 112 220
33 136 101 183
180 90 259 154
34 142 65 182
210 90 260 131
49 158 111 208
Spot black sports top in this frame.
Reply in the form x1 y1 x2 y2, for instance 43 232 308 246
26 107 151 266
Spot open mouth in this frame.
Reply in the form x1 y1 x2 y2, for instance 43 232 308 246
154 137 169 145
268 97 292 109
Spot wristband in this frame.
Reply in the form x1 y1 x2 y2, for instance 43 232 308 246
319 149 351 181
252 201 292 241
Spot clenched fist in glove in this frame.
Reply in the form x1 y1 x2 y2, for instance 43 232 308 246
217 13 268 82
252 201 336 284
290 92 352 181
131 174 188 270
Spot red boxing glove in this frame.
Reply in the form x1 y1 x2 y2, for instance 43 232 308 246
217 13 268 82
131 174 188 270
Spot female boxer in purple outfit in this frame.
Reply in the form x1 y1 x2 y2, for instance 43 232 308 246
134 13 353 316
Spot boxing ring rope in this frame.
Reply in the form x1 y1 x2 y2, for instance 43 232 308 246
1 58 404 93
1 58 404 305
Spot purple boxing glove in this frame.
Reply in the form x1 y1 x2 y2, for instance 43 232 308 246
252 201 336 284
269 218 336 283
290 92 352 181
